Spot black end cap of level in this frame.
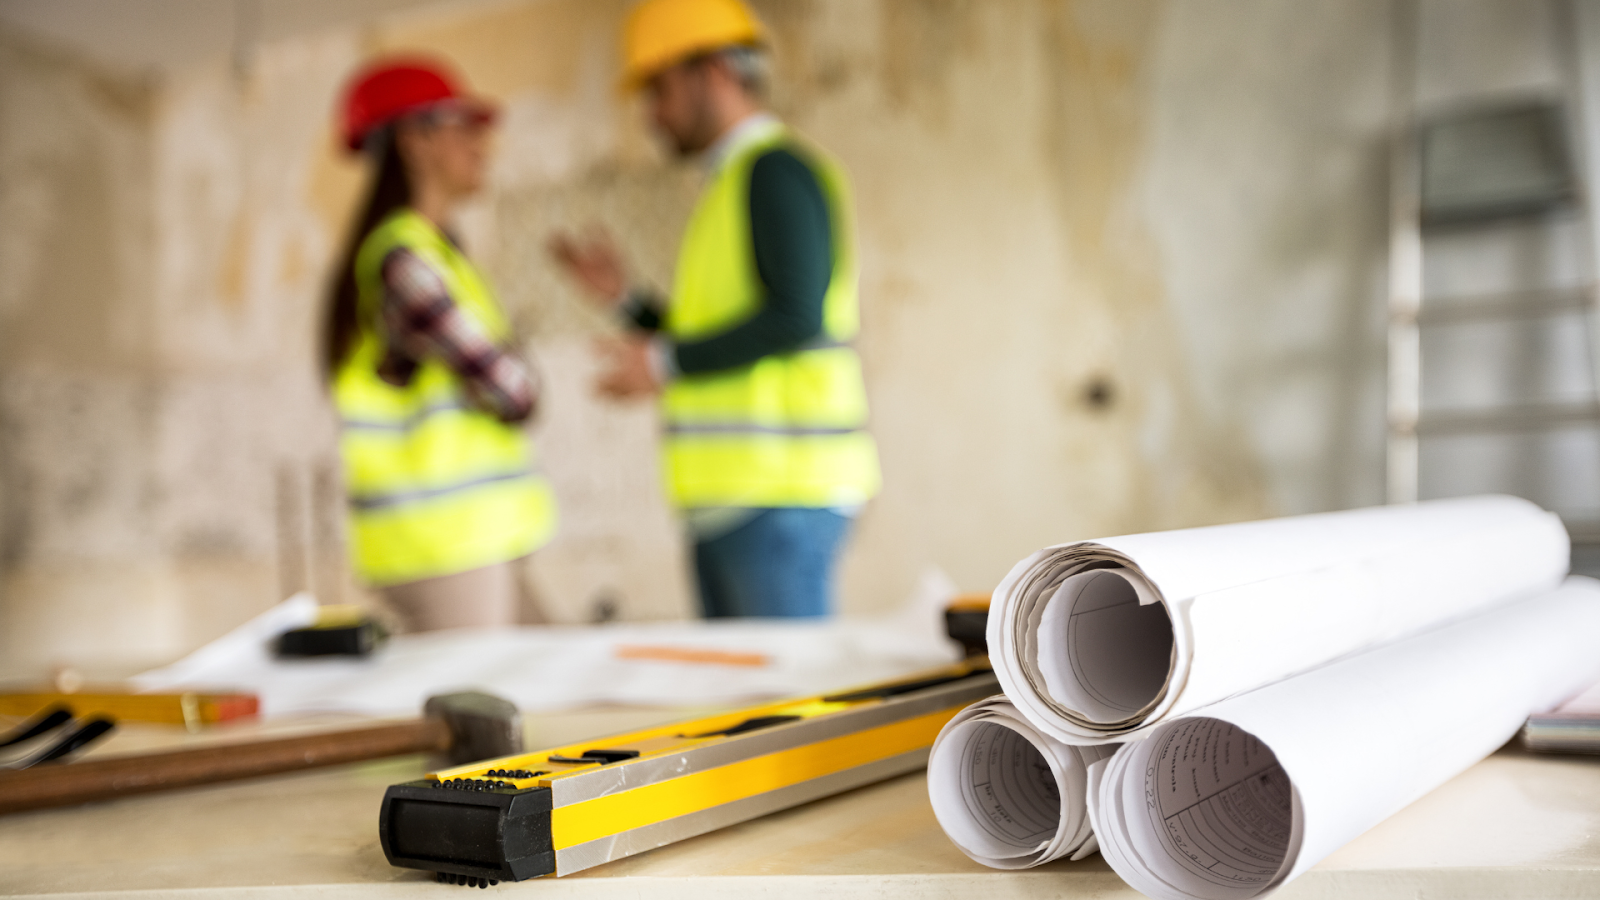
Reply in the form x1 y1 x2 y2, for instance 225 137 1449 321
379 780 555 882
944 609 988 657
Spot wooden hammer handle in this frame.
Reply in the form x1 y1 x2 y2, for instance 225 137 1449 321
0 718 449 815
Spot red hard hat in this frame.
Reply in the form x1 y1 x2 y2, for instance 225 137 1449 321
338 57 497 152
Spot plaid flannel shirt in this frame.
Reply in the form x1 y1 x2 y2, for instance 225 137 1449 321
377 247 537 423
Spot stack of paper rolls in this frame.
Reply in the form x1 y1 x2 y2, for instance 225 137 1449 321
927 495 1600 898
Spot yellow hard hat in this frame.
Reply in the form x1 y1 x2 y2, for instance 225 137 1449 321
620 0 767 91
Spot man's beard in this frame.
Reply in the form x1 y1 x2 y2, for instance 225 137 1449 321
671 95 718 157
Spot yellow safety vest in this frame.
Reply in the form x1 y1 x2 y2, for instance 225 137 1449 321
333 209 556 586
663 122 881 508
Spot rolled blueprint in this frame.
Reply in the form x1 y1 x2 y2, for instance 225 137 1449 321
989 495 1568 742
1087 578 1600 900
927 696 1113 868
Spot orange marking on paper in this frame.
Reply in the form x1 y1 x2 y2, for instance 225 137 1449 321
613 645 771 667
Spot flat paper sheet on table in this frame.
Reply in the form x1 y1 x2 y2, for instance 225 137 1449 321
132 596 961 718
1086 578 1600 900
989 494 1569 743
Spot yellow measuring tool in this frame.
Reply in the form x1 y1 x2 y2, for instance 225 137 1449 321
378 658 997 885
0 690 258 729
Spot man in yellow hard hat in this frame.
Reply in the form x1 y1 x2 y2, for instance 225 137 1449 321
551 0 880 618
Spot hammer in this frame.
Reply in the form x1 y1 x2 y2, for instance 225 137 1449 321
0 691 521 816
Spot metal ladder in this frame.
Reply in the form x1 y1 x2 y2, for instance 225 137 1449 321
1388 0 1600 566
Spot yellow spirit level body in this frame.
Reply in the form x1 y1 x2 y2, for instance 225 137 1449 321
0 690 258 728
379 660 997 884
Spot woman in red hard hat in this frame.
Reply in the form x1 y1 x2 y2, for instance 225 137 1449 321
323 57 557 631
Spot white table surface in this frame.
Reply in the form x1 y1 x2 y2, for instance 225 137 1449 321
3 708 1599 899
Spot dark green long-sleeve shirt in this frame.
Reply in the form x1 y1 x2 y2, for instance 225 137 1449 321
624 147 833 374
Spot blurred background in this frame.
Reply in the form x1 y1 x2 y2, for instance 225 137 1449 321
0 0 1595 677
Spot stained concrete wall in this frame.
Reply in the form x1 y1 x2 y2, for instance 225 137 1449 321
0 0 1443 675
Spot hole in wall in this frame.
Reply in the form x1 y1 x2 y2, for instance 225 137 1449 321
1083 375 1116 411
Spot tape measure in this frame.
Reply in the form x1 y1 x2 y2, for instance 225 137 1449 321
378 659 998 885
274 604 386 657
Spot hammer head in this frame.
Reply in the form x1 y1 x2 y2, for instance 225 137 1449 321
423 691 523 766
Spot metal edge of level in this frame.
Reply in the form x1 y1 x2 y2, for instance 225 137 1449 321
548 704 961 850
549 671 998 806
553 746 930 876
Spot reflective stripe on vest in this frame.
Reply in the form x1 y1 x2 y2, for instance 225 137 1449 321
340 399 469 433
662 122 881 509
332 209 557 586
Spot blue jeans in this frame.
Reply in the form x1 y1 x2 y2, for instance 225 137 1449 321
691 508 852 618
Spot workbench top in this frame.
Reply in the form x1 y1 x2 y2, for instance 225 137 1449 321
3 709 1599 899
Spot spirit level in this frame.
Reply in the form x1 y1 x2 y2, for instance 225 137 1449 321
0 690 258 728
378 659 998 885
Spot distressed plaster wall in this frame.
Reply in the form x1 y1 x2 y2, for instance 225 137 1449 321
1143 0 1394 517
0 28 349 673
0 0 1423 675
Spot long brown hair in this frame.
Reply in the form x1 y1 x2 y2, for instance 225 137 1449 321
321 132 412 377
